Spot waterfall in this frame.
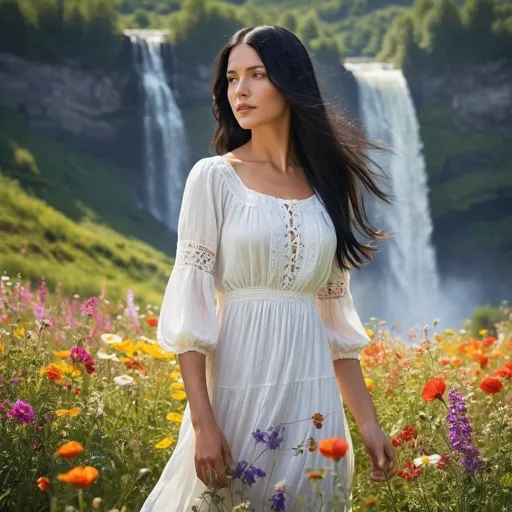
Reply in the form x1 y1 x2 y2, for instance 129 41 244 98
125 29 189 232
344 61 441 329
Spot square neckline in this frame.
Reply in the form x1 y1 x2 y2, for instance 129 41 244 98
217 155 318 205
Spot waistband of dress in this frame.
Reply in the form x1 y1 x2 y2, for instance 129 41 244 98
216 288 317 303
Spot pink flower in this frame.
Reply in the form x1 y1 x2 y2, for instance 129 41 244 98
6 399 36 424
70 346 95 375
80 296 98 317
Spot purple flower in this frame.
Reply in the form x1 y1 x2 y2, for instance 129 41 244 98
270 491 286 511
70 346 95 375
251 425 286 451
6 399 35 424
80 296 98 317
242 464 266 487
233 460 248 479
446 388 483 472
33 303 45 320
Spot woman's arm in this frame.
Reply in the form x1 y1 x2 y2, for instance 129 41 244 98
333 358 379 429
178 352 216 430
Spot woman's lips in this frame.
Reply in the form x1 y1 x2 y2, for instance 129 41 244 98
238 107 256 112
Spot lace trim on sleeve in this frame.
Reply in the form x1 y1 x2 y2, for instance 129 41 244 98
317 279 348 300
175 240 216 276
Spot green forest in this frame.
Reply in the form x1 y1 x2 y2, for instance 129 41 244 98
0 0 510 72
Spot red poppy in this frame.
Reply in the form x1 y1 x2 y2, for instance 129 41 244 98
318 437 349 461
422 377 446 402
479 377 504 394
145 316 158 327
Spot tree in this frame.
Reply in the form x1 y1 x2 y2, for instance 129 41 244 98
297 12 320 47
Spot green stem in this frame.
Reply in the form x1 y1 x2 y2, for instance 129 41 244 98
78 489 85 512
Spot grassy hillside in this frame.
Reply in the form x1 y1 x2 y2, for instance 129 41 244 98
0 105 177 305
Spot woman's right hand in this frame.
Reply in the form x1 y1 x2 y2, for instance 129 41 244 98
194 422 234 490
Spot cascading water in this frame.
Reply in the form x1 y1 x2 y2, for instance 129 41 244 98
125 29 189 232
344 61 441 329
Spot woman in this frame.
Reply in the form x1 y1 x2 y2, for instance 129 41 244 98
141 25 397 512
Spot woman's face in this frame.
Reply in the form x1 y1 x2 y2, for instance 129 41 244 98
226 43 289 130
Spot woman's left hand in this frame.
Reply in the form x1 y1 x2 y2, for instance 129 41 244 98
360 422 397 482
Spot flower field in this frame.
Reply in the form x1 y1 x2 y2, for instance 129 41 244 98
0 271 510 511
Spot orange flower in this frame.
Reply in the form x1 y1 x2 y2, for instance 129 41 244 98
145 315 158 327
57 466 99 487
318 437 349 461
307 470 324 480
493 366 512 379
479 377 504 394
55 407 81 417
483 336 496 348
364 496 378 507
43 364 64 384
37 476 51 492
422 377 446 402
56 441 84 458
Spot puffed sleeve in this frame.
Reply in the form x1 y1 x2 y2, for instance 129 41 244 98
156 158 222 356
316 258 371 361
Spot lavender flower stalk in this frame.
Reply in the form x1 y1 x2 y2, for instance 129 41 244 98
446 388 483 472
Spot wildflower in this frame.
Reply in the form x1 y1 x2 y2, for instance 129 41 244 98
70 346 95 375
57 441 84 458
154 437 173 449
398 460 421 480
444 328 454 335
145 315 158 327
124 358 147 376
413 454 441 467
55 407 81 417
57 466 99 487
238 463 265 487
437 454 450 470
422 377 446 402
100 333 122 345
392 425 418 447
270 490 285 511
33 442 43 451
92 498 103 510
318 437 349 461
307 470 324 480
171 390 187 400
113 375 134 387
166 412 183 423
53 350 71 358
274 480 286 492
80 296 98 317
42 363 64 384
363 496 378 507
312 412 325 429
170 382 185 391
446 388 482 472
97 350 119 361
37 476 51 492
479 377 504 394
306 437 317 452
364 378 374 390
6 399 35 424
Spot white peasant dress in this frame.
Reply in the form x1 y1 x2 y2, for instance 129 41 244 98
141 155 371 512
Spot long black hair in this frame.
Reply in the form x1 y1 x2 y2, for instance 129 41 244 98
211 24 393 271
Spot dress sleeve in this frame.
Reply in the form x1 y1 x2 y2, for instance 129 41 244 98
316 258 371 361
156 158 222 356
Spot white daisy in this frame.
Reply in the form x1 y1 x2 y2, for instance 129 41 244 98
1 276 10 281
113 375 135 387
97 350 120 362
413 454 442 468
100 333 122 345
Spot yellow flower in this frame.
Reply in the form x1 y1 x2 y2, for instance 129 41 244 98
112 340 136 357
479 329 488 336
56 407 81 417
13 327 25 339
170 382 185 391
444 328 454 335
364 378 374 391
170 371 181 380
166 412 183 423
142 344 175 360
53 350 71 358
0 343 3 355
366 329 375 338
154 437 173 449
171 391 187 401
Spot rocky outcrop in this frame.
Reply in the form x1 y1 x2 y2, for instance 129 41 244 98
407 59 512 136
0 53 126 139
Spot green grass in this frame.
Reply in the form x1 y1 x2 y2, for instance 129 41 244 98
0 104 180 305
0 174 174 306
0 105 176 255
